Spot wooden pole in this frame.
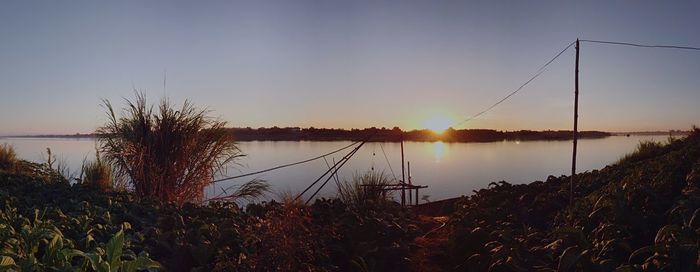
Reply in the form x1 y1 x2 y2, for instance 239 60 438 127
408 161 412 205
401 131 406 206
571 39 580 207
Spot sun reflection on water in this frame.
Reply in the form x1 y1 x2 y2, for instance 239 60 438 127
432 141 447 162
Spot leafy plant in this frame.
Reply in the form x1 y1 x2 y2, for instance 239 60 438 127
77 228 160 272
0 155 424 271
448 130 700 271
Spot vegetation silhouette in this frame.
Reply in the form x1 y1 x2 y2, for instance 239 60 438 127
227 126 611 142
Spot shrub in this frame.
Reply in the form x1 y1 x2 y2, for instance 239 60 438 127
617 140 665 164
97 92 243 204
0 143 17 171
238 204 328 271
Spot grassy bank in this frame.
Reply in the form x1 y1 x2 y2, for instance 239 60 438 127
448 128 700 271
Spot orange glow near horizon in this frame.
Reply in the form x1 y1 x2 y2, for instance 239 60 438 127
421 115 453 133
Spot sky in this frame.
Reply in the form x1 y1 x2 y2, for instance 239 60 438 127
1 0 699 135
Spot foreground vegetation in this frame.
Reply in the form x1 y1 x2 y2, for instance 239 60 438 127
449 128 700 271
0 160 416 271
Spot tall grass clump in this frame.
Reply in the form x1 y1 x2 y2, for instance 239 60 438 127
80 155 113 191
97 92 244 204
0 143 17 171
337 170 393 209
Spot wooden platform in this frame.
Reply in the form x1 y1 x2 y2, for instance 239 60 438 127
414 196 465 216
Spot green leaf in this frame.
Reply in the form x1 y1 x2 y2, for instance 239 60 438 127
614 265 635 272
106 229 124 269
97 261 111 272
85 233 96 248
628 245 665 264
66 249 92 271
557 246 582 272
121 253 161 272
42 233 64 264
555 227 589 248
654 225 681 244
83 252 103 271
0 255 16 266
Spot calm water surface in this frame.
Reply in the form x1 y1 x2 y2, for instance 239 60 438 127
1 135 664 202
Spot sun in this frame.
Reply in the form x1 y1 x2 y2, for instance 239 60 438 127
421 115 453 133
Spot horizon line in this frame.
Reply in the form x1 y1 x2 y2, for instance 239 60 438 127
1 126 694 138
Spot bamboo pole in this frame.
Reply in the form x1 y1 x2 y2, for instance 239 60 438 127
401 131 406 206
571 39 580 207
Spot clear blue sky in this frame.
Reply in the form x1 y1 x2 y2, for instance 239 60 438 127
1 0 699 135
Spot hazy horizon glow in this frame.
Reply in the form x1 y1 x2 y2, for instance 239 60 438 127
1 1 699 135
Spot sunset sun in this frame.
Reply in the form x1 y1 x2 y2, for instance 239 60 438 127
421 115 453 133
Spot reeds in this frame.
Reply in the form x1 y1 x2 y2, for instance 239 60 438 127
337 170 393 209
97 92 244 204
0 144 17 171
80 155 113 191
617 140 665 164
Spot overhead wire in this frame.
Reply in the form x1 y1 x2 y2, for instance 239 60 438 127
296 131 377 203
379 143 398 182
453 41 576 128
304 142 367 204
580 39 700 51
209 139 362 184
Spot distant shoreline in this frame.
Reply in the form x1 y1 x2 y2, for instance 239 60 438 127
3 128 691 143
610 130 693 136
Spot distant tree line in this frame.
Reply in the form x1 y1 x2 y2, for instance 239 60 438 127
225 127 611 142
16 127 612 143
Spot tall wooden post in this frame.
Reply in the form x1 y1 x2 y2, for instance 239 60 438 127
571 39 580 207
408 161 412 205
401 131 406 206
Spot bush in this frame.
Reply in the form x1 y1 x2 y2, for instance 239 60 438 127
237 204 328 271
97 93 243 204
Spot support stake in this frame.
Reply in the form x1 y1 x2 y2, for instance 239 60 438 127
401 131 406 206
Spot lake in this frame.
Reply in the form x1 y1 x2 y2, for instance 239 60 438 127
0 135 666 203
